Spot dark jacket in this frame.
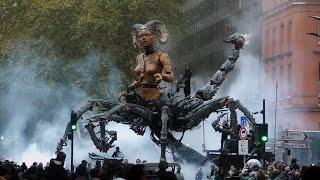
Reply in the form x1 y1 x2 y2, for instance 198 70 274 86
46 159 70 180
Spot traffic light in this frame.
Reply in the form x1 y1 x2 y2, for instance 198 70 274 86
71 111 77 131
258 123 268 144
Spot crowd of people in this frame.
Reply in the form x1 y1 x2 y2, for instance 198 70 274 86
0 151 178 180
1 150 320 180
203 158 320 180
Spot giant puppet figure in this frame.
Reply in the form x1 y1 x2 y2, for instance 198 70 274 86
56 20 260 165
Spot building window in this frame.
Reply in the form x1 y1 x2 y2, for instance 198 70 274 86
318 20 320 44
288 21 292 52
319 62 320 97
280 24 284 55
273 28 276 58
288 64 292 96
266 30 269 59
280 66 284 97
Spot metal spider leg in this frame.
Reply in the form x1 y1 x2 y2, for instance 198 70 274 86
211 99 256 138
228 98 238 131
56 99 116 153
232 99 256 126
212 112 229 132
83 103 154 152
167 133 208 165
130 117 147 135
160 106 169 161
185 97 229 129
85 119 117 152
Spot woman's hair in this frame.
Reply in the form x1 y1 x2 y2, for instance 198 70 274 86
256 170 267 180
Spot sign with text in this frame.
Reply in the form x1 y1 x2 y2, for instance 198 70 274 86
281 142 307 149
238 140 248 155
279 131 307 141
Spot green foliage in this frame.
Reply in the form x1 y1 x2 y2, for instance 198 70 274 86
0 0 184 97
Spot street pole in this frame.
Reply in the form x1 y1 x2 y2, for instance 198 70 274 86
71 126 74 172
274 81 278 158
70 111 76 172
262 99 266 170
202 120 206 152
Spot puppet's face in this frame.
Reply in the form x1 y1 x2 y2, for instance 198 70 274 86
138 29 156 49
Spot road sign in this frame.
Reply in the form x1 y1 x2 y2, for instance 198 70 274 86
239 127 248 140
281 142 307 149
279 131 307 141
240 116 247 127
238 140 248 155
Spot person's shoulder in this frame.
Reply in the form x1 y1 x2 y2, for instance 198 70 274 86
158 52 169 58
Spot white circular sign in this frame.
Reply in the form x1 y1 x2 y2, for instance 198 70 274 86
239 127 248 140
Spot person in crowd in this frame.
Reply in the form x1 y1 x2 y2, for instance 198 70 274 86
44 162 50 170
228 165 237 177
156 160 169 178
135 159 142 164
290 158 300 171
175 165 184 180
183 65 192 97
90 168 101 180
21 162 27 172
117 159 130 179
214 168 225 180
220 119 230 151
102 160 114 180
112 147 124 159
142 160 147 164
195 167 203 180
127 164 147 180
176 74 185 93
46 151 70 180
239 168 250 179
76 160 89 179
256 170 267 180
208 166 218 180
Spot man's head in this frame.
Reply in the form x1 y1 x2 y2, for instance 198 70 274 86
230 165 236 171
136 159 141 164
116 147 120 151
268 165 274 172
291 158 297 164
56 152 66 163
123 159 129 166
176 165 181 172
219 168 225 175
81 160 88 166
158 160 168 171
186 65 190 70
